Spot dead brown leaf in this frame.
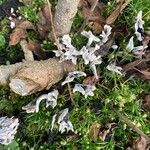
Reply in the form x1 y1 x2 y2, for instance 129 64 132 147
9 20 34 46
134 68 150 80
95 38 114 56
142 95 150 111
27 40 46 60
83 75 98 85
80 0 105 33
98 123 117 141
22 0 32 5
89 123 117 142
9 29 27 46
37 4 51 38
123 60 142 72
89 123 100 141
127 136 150 150
106 0 131 25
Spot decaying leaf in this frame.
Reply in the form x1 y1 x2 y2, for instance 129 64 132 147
22 0 32 5
89 123 117 142
127 136 150 150
9 20 34 45
95 38 113 56
27 40 46 60
37 4 51 38
83 75 98 85
89 123 100 141
133 67 150 80
98 123 117 141
142 95 150 111
106 0 131 25
80 0 105 33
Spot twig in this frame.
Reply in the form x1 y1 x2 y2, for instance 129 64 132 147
111 107 150 142
67 83 75 106
46 0 61 50
79 0 99 32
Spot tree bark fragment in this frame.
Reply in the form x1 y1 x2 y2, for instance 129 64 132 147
54 0 80 36
0 59 75 96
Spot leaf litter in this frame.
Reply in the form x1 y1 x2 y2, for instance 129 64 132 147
1 0 150 148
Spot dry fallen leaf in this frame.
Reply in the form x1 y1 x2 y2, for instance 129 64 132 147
9 20 34 46
22 0 32 5
89 123 117 142
142 95 150 111
98 123 117 141
134 68 150 80
80 0 105 33
95 38 114 57
106 0 131 25
89 123 100 141
127 136 150 150
37 4 51 38
27 40 46 60
83 75 98 85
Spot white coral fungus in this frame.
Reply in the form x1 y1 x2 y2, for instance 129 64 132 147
126 36 147 57
73 84 96 98
106 63 123 75
100 25 112 43
22 90 59 113
51 108 74 134
135 11 144 41
62 71 86 85
126 36 134 50
53 34 80 64
0 116 19 145
81 30 100 47
80 45 102 79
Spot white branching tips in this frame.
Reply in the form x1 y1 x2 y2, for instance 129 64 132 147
22 90 59 113
81 30 100 47
0 116 19 145
73 84 96 98
51 108 74 133
53 34 80 64
80 45 102 79
126 36 147 57
106 63 123 75
62 71 86 85
112 45 118 50
100 25 112 43
135 11 144 41
126 36 134 50
133 45 148 57
22 101 37 113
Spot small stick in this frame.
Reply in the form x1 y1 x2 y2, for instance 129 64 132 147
67 83 75 106
79 0 99 32
46 0 61 50
112 107 150 142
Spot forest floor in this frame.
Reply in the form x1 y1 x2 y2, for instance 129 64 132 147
0 0 150 149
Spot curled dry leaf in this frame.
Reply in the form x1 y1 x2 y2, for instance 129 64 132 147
127 136 150 150
106 0 131 25
9 20 35 46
